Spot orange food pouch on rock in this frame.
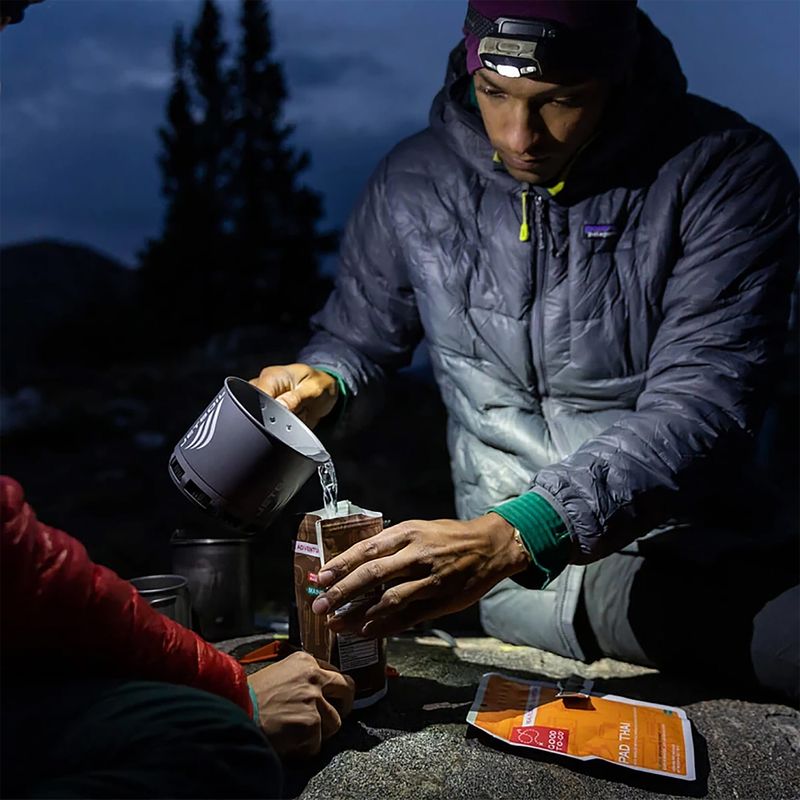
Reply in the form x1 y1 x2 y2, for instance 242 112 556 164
467 673 695 781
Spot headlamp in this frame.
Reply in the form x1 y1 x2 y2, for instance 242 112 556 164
465 5 564 79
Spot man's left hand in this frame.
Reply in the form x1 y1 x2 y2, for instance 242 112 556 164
310 514 530 638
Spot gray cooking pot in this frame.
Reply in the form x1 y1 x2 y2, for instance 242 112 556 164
169 377 329 532
171 532 252 641
130 574 192 629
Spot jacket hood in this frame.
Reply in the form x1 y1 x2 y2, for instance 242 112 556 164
429 9 688 200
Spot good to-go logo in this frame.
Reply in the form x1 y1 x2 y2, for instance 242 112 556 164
510 725 569 753
183 392 225 451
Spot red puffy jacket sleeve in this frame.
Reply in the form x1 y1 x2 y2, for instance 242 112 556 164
0 476 253 716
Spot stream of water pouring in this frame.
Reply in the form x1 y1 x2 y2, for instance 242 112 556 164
318 459 338 517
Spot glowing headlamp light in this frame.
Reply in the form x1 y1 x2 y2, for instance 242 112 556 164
466 6 562 79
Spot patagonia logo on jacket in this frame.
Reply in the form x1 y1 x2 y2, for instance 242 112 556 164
583 224 617 239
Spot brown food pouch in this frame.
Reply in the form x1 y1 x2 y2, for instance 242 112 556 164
293 501 387 708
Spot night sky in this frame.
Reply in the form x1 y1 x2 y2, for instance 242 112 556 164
2 0 798 267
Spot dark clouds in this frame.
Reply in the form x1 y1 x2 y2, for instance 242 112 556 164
1 1 200 262
281 51 393 89
1 0 797 265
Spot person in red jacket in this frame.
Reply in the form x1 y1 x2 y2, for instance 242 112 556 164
1 476 354 798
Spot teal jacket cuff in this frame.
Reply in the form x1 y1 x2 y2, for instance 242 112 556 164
248 684 260 725
492 492 572 588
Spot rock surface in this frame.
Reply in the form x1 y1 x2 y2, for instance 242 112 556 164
218 635 800 800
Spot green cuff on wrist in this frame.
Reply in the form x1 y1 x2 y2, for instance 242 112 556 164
492 492 571 587
248 684 260 725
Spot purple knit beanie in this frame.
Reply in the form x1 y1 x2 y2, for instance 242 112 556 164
464 0 639 77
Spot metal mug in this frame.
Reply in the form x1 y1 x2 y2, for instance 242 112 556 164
130 574 192 629
168 376 330 532
171 532 253 642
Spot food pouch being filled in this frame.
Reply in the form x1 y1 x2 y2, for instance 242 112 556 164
467 673 695 781
293 501 387 709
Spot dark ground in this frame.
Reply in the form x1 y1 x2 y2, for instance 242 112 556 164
219 634 800 800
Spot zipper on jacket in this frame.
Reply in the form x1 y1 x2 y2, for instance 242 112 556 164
531 193 550 397
534 193 545 252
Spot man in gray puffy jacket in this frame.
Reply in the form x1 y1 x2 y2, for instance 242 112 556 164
254 1 799 701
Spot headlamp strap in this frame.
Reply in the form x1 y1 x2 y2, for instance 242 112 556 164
464 5 496 39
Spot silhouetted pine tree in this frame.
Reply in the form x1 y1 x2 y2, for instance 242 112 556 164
230 0 335 324
140 0 335 344
189 0 231 262
140 2 234 341
160 27 199 247
138 24 207 341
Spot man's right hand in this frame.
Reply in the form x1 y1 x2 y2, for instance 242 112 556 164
251 363 339 429
247 651 355 759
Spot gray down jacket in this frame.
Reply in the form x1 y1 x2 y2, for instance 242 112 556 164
298 11 798 566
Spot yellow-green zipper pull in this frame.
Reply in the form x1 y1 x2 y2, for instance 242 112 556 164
519 190 530 242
